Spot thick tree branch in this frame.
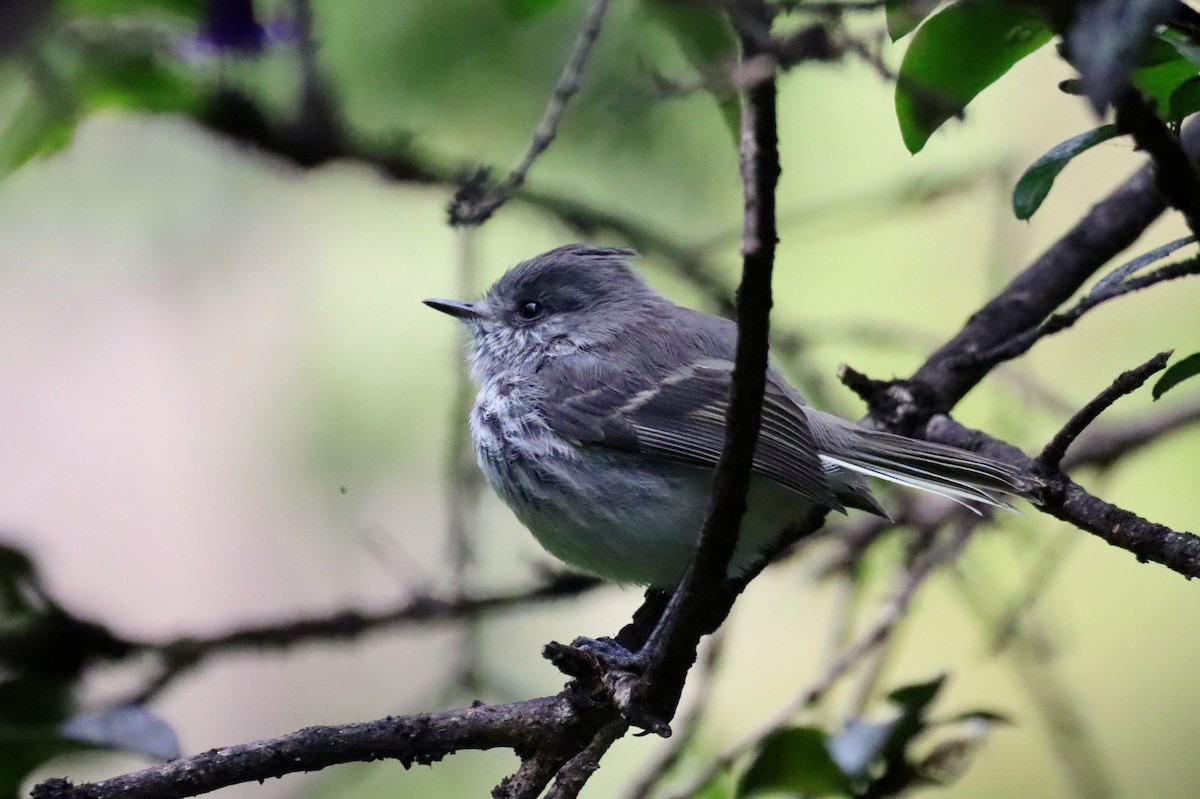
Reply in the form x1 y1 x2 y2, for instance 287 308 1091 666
32 697 589 799
890 104 1194 422
907 159 1167 418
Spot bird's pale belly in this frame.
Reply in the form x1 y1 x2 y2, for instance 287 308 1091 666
471 398 803 586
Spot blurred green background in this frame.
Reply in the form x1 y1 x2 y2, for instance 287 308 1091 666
3 1 1200 797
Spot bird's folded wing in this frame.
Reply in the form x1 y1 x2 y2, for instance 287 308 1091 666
540 357 839 510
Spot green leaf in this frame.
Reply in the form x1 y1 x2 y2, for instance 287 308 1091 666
78 52 200 114
643 0 740 146
1160 27 1200 70
887 674 946 713
0 89 77 174
1012 124 1122 219
501 0 569 19
63 0 204 18
737 727 852 798
1153 351 1200 399
895 0 1052 153
1131 51 1199 119
1169 75 1200 122
885 0 943 41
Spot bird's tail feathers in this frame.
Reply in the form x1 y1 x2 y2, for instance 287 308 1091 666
821 430 1038 515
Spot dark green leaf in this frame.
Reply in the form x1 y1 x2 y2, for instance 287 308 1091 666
1012 124 1122 219
885 0 942 42
737 727 852 798
0 675 76 797
1153 351 1200 399
1161 28 1200 70
895 0 1052 153
78 52 200 114
501 0 569 19
887 674 946 714
1169 75 1200 121
1131 51 1199 119
0 90 77 174
63 0 204 18
0 730 88 799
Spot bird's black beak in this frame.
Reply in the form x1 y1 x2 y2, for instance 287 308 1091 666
423 298 483 320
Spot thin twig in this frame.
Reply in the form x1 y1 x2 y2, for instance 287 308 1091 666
598 2 785 738
445 227 487 694
1062 393 1200 469
448 0 611 225
972 257 1200 368
126 574 601 704
1038 351 1172 470
664 524 976 799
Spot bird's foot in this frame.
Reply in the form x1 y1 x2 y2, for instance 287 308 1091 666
543 637 671 737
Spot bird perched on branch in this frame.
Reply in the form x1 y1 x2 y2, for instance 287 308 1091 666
426 245 1037 588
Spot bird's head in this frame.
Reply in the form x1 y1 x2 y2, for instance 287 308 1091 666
425 244 658 382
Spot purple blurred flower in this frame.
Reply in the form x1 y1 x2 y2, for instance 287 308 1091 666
202 0 266 53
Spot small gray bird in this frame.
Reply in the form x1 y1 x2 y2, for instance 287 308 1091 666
426 245 1035 588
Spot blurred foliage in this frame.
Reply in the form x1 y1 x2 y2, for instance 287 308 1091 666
0 543 176 798
737 675 1009 798
1 0 1199 797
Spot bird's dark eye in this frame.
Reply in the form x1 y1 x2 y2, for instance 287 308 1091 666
517 301 543 320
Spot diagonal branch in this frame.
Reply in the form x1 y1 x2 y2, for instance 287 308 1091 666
1061 392 1200 469
448 0 611 226
973 255 1200 369
664 523 976 799
895 115 1200 422
1038 351 1171 470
